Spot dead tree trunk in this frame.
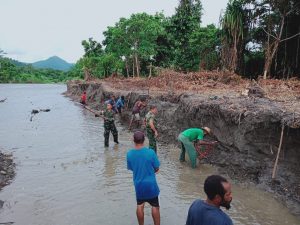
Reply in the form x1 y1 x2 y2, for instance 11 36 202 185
134 41 140 77
84 68 91 81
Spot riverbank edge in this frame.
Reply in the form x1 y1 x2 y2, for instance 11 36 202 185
0 151 15 209
65 80 300 216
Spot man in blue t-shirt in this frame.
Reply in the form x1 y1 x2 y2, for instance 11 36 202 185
186 175 233 225
127 130 160 225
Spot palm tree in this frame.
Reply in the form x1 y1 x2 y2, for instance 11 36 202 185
221 0 248 74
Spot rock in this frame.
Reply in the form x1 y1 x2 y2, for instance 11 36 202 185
0 170 7 175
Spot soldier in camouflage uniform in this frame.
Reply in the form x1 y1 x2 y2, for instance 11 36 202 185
100 103 118 147
145 105 158 154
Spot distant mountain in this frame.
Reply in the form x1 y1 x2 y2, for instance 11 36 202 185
32 56 73 71
4 58 28 67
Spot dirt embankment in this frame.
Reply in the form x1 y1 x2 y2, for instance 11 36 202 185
66 72 300 215
0 151 15 208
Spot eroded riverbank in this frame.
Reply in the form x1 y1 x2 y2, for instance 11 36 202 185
0 84 299 224
66 79 300 216
0 151 15 209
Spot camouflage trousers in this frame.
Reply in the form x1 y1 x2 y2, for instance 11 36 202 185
104 121 118 147
147 129 157 154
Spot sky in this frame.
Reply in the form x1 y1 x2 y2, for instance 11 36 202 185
0 0 228 63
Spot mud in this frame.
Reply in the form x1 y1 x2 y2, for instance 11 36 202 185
0 151 15 208
66 80 300 216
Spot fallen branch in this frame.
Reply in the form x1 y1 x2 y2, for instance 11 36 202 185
30 109 51 121
272 124 285 180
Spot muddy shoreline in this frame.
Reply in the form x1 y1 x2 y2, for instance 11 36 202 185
0 151 15 209
66 80 300 216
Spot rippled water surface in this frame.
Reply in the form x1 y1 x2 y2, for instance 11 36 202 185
0 84 299 225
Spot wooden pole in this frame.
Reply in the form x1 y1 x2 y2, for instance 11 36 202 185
272 124 285 179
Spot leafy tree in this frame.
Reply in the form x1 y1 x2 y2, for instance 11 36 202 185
0 49 6 57
189 24 221 70
82 38 103 57
0 57 76 83
103 13 165 77
169 0 203 72
220 0 250 74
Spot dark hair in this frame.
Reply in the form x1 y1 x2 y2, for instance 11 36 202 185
204 175 228 200
150 105 157 110
140 96 146 102
133 130 145 144
121 96 125 100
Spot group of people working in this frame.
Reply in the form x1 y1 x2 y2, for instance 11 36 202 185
80 92 233 225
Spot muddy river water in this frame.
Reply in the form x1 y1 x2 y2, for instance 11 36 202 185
0 84 299 225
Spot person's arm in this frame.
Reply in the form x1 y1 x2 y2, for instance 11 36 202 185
149 118 158 137
197 140 217 145
140 101 147 110
127 153 132 171
152 152 160 173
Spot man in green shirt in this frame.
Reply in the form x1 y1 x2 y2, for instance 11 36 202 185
178 127 216 168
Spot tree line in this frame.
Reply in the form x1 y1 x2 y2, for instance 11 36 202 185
0 56 77 83
72 0 300 80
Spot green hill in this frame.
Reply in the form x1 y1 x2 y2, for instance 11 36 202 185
32 56 73 71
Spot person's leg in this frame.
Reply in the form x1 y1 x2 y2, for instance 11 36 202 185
178 134 186 162
111 122 119 144
179 142 186 162
136 203 145 225
135 113 141 129
104 123 110 147
152 207 160 225
128 114 134 130
148 196 160 225
185 141 198 168
147 130 157 154
117 107 122 114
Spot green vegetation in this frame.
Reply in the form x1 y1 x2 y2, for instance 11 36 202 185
0 56 78 83
2 0 300 82
74 0 300 80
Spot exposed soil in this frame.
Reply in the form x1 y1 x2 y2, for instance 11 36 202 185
0 151 15 209
66 70 300 216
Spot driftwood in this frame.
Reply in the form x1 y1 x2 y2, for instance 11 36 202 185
0 98 7 103
30 109 51 121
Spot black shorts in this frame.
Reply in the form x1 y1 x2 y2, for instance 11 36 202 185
137 196 159 207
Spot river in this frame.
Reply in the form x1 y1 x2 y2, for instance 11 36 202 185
0 84 299 225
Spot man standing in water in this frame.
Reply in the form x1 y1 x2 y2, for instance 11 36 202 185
129 97 147 130
145 105 158 154
186 175 233 225
100 102 118 147
80 91 87 105
127 131 160 225
178 127 216 168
